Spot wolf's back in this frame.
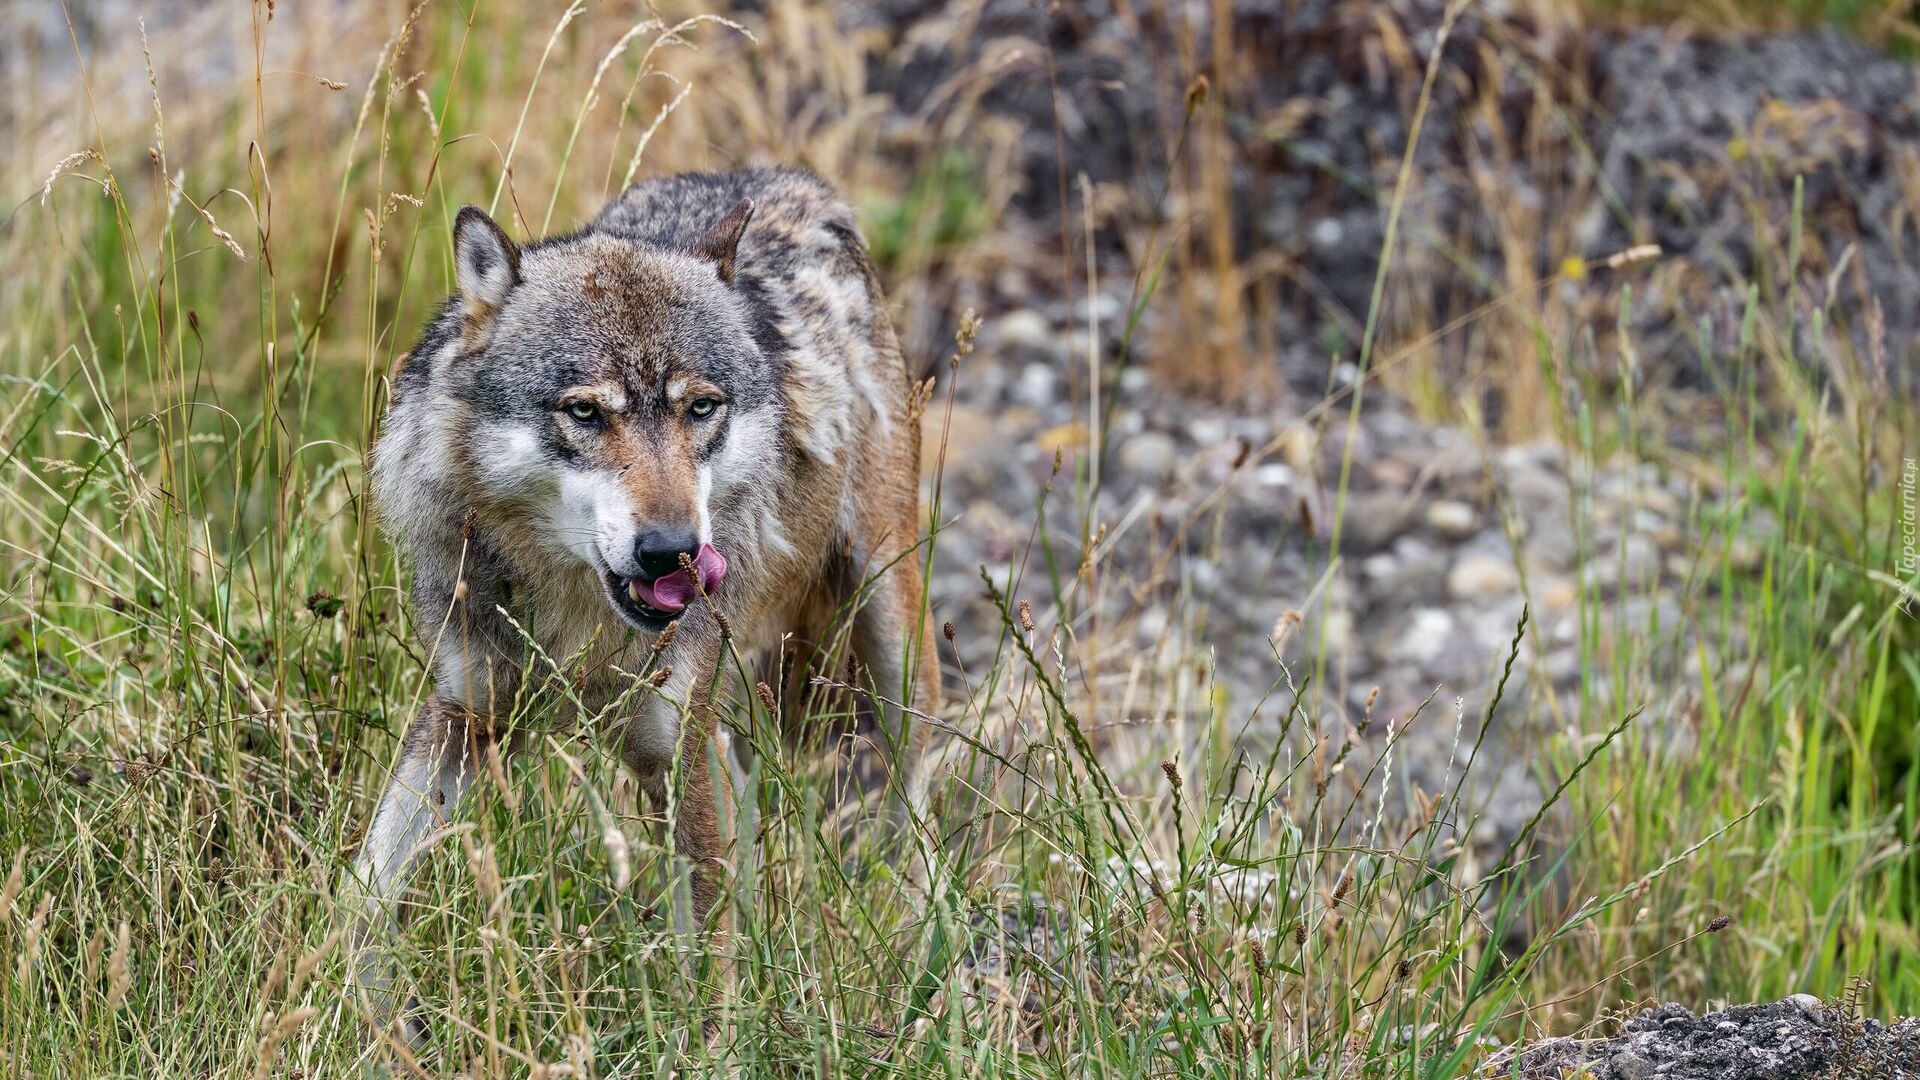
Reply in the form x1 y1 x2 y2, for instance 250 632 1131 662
595 166 856 256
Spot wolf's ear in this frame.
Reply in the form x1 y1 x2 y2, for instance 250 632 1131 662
691 198 754 286
453 205 519 317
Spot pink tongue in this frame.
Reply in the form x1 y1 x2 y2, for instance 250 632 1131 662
632 543 727 612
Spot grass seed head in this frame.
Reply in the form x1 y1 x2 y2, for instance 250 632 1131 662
948 309 980 368
651 620 678 654
0 847 23 920
1270 610 1303 652
1185 74 1210 114
82 924 106 987
16 893 53 982
603 821 631 890
106 921 133 1011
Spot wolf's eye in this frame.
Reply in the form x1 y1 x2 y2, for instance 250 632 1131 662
688 397 722 419
563 401 601 424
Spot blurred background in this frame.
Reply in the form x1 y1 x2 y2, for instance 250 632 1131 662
0 0 1916 1070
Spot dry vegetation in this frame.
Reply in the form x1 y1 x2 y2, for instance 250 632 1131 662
0 0 1915 1076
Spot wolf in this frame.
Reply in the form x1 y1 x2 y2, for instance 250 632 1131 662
346 166 939 1037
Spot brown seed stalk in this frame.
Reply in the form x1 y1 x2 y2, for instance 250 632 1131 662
1186 74 1210 114
651 621 678 655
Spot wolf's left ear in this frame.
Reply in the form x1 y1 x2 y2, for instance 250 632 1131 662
691 198 754 286
453 205 520 317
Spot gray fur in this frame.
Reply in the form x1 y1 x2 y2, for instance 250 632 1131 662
348 167 939 1045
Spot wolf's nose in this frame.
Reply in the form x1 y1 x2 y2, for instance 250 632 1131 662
634 530 700 581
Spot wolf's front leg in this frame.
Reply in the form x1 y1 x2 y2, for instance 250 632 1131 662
624 623 735 933
343 696 487 1045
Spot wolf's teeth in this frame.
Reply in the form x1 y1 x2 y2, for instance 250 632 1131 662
627 579 642 603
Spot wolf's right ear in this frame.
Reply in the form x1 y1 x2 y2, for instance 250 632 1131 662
453 205 519 319
692 198 754 286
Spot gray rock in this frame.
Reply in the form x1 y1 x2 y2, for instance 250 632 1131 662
1543 647 1582 685
1249 462 1294 489
1447 554 1520 600
1014 362 1058 409
1610 1050 1656 1080
1117 431 1177 483
1342 491 1416 553
1522 515 1579 573
1388 608 1455 667
1426 499 1479 539
1189 416 1228 445
1588 535 1663 592
1361 553 1401 582
1356 536 1445 601
992 308 1056 355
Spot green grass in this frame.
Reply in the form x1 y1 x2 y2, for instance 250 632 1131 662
0 2 1914 1075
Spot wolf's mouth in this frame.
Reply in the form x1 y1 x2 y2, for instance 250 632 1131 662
602 543 729 630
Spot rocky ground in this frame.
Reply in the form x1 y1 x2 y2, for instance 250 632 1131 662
1488 997 1920 1078
854 0 1920 396
854 0 1905 849
929 316 1715 831
878 5 1917 1058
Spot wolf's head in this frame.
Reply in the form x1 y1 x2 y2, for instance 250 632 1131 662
384 200 779 630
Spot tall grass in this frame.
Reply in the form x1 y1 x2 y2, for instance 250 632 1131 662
0 1 1913 1075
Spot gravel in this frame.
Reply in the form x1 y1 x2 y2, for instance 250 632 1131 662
1488 998 1920 1079
851 0 1920 396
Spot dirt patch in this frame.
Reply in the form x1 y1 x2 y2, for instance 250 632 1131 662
1488 998 1920 1078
